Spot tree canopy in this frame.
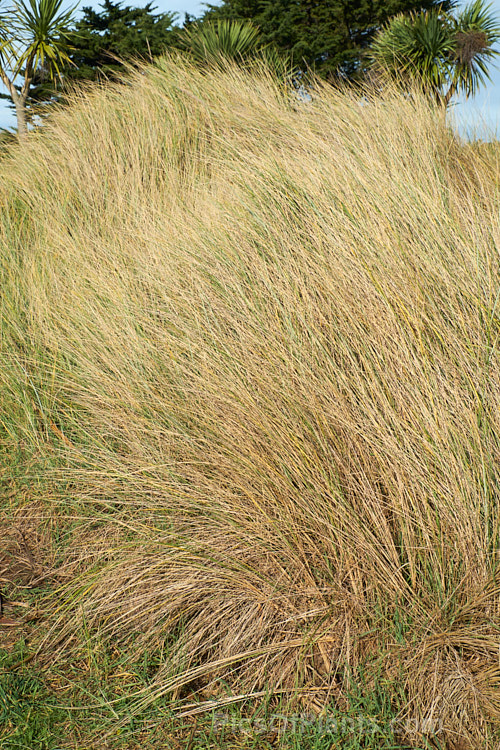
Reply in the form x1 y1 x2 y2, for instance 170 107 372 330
202 0 454 79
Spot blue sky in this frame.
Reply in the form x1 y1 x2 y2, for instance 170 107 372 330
1 0 499 135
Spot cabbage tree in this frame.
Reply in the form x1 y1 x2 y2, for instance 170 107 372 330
0 0 77 139
370 0 500 107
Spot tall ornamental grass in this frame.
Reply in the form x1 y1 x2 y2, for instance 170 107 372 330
1 56 500 747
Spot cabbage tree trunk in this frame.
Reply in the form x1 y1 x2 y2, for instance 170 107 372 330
0 69 31 140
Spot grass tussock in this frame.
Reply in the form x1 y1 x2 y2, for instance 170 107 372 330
2 55 500 748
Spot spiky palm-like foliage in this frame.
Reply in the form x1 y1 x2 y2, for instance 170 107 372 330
370 0 500 106
178 18 292 82
179 19 263 66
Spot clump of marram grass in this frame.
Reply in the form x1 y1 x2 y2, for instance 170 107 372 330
1 54 500 748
